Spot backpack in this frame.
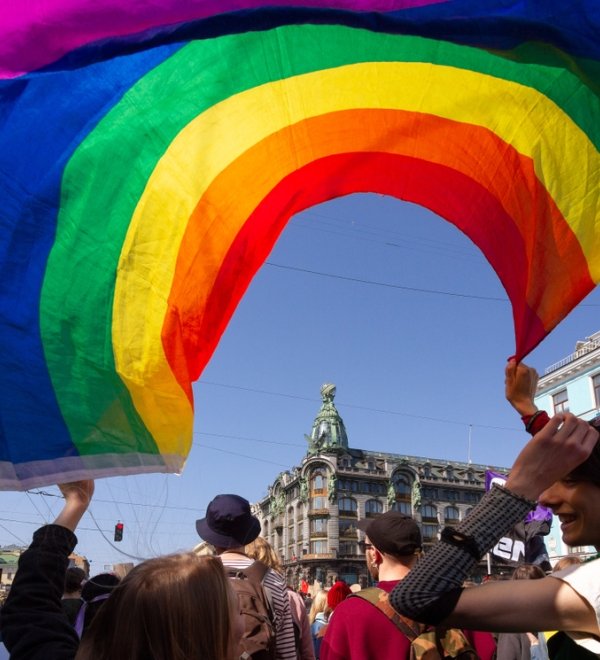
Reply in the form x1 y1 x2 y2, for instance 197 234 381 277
352 588 479 660
225 561 276 660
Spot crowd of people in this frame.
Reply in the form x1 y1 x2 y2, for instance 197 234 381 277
0 360 599 659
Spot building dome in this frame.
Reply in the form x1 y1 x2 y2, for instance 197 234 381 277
307 383 348 452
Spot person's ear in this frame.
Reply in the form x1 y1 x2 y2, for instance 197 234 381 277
373 548 384 565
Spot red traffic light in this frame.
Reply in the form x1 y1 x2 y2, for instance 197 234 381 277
114 522 124 542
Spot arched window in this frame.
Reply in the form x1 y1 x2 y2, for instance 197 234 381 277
421 504 437 521
444 506 459 523
310 469 328 511
365 499 383 515
392 474 411 495
338 497 357 514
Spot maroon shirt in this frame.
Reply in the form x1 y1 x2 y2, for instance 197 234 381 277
320 580 496 660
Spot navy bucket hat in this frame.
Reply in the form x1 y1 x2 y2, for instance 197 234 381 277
196 493 261 549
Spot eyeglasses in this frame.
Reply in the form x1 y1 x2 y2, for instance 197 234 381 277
358 541 374 552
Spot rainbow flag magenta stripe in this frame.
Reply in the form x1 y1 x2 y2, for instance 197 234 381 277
0 1 599 488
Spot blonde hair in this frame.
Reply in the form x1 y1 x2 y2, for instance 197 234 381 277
76 553 237 660
309 590 330 625
194 540 216 557
245 536 283 575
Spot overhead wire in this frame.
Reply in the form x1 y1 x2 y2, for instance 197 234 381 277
265 261 507 301
197 380 522 433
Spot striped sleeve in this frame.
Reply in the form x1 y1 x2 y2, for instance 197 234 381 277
263 568 297 660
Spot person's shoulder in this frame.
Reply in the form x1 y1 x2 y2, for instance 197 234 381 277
265 567 287 587
327 593 376 623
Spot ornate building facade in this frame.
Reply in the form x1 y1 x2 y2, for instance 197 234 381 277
254 384 508 589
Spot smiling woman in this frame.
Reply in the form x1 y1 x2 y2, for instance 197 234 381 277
389 362 600 659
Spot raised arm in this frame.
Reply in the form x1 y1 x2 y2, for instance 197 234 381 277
1 480 94 660
504 358 539 417
55 480 95 531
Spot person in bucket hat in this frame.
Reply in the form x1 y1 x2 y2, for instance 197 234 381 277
196 494 261 548
197 494 297 660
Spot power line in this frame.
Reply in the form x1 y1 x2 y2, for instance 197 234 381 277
200 443 292 468
26 490 201 513
263 260 600 307
194 430 304 448
265 261 508 302
198 380 522 433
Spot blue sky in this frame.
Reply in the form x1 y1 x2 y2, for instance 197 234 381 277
3 193 600 570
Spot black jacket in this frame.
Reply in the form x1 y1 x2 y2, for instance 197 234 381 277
1 525 79 659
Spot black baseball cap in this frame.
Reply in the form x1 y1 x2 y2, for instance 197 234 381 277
357 511 421 556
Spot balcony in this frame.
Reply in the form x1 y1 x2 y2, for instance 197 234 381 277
545 335 600 374
310 531 328 539
338 510 357 518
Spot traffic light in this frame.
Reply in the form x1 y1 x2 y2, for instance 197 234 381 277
114 522 124 542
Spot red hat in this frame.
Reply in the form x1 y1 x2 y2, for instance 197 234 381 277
327 580 352 610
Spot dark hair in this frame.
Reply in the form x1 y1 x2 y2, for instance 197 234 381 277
79 573 121 636
569 422 600 486
511 564 546 581
64 566 86 593
76 554 236 660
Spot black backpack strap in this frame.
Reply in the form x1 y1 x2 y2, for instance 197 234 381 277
351 587 424 640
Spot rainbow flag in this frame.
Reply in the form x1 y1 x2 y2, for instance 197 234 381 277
1 1 599 489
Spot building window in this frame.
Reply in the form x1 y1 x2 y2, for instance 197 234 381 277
391 501 412 515
311 471 327 493
310 540 328 554
339 519 357 537
445 466 454 480
338 497 357 514
310 517 328 534
594 374 600 408
422 524 438 541
311 496 327 510
339 541 357 556
444 506 459 523
420 505 437 522
553 389 569 413
365 499 383 515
